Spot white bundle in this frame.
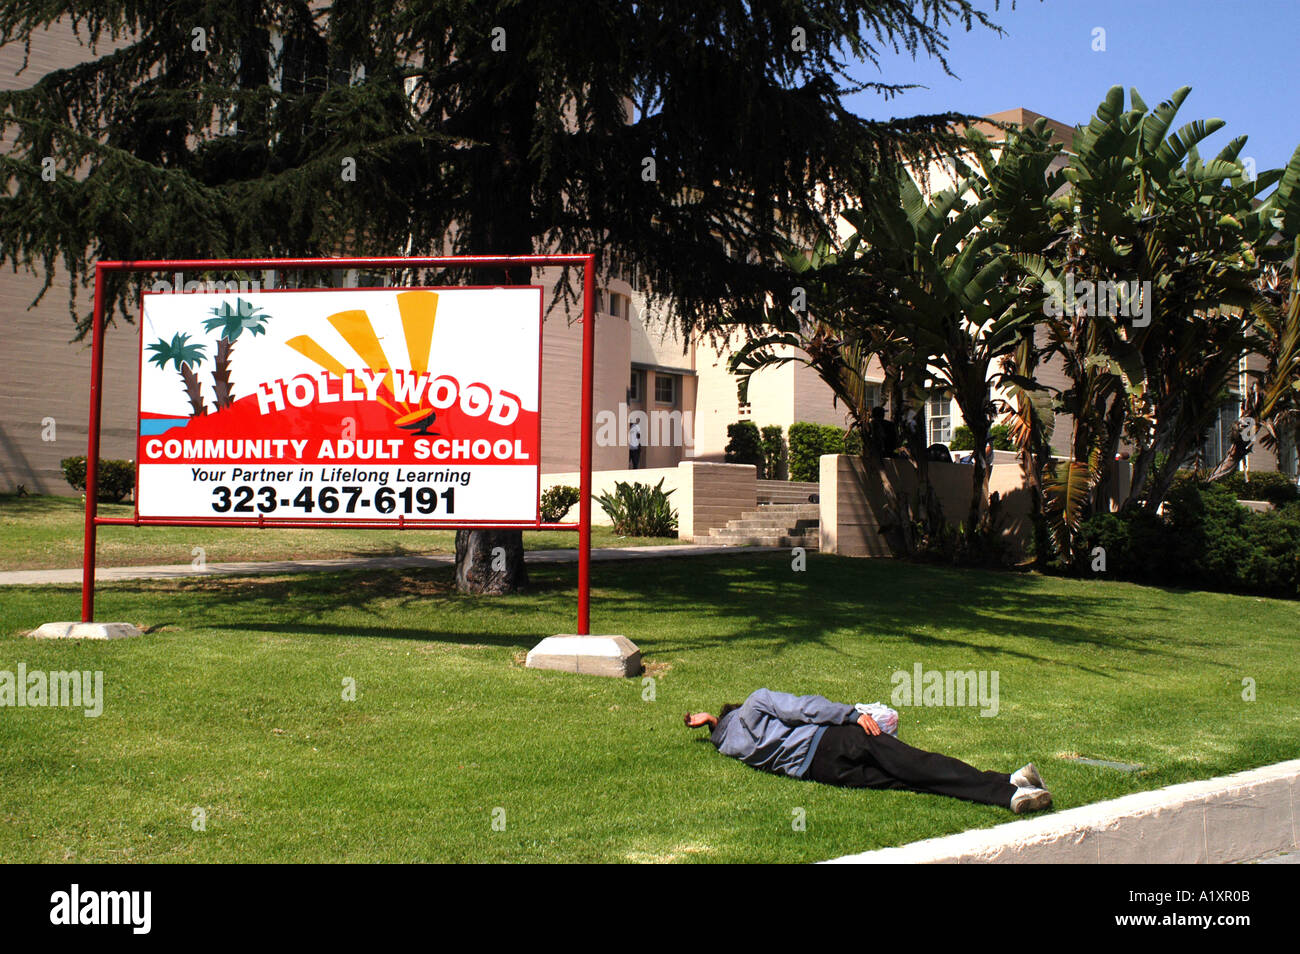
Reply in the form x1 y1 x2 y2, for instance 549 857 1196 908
854 702 899 737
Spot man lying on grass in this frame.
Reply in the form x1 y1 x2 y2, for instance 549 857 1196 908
684 688 1052 813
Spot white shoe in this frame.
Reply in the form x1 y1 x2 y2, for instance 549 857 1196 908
1011 787 1052 814
1011 762 1045 790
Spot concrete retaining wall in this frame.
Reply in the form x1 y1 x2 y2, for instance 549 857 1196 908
674 462 758 541
819 454 1034 558
824 758 1300 864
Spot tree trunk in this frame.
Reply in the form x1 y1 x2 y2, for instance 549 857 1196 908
212 337 234 409
965 415 992 533
455 529 528 594
180 363 206 416
1090 391 1127 515
969 454 991 533
1207 418 1252 481
896 395 944 540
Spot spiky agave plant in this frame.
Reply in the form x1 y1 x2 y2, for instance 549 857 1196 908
594 479 678 537
146 333 209 416
202 298 269 409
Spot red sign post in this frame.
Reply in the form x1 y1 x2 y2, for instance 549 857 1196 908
80 254 596 633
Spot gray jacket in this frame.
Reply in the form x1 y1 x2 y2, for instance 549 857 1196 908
709 688 859 778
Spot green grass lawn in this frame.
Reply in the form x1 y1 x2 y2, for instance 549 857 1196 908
0 494 681 570
1 553 1296 863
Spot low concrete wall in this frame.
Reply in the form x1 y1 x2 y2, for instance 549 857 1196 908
674 462 758 541
542 461 757 539
819 455 1033 558
824 758 1300 864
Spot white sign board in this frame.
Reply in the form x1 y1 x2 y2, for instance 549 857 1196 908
135 287 542 524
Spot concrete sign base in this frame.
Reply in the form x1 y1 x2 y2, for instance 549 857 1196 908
526 635 642 677
29 622 143 640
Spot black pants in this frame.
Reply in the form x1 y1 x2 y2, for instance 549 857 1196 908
806 725 1017 808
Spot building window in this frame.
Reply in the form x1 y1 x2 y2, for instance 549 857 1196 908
655 374 676 405
738 401 752 418
927 394 952 446
864 383 882 413
628 369 643 403
1279 427 1298 478
1200 397 1240 472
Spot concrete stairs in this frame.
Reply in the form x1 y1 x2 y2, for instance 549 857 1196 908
756 479 819 506
703 503 820 548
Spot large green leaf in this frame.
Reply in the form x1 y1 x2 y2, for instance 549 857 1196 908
1043 459 1095 554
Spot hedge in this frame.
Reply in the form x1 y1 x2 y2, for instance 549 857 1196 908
724 421 763 472
1213 470 1299 506
60 456 135 503
949 424 1013 452
1075 481 1300 598
759 425 786 480
788 422 847 482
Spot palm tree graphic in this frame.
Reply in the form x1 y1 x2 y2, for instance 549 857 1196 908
146 333 209 417
203 298 269 409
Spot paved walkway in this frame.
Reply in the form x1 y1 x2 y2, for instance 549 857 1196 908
0 543 779 586
825 757 1300 865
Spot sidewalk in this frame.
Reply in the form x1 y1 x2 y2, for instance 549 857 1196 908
0 543 780 586
823 758 1300 864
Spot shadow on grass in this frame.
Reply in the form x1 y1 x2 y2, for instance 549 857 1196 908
152 565 573 649
589 553 1217 678
72 550 1237 679
222 621 540 649
0 493 89 515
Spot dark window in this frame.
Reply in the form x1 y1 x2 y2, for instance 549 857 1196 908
655 375 676 405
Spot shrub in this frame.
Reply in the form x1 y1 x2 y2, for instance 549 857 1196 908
60 456 135 503
759 425 786 480
788 422 846 482
540 485 581 522
595 478 678 537
1215 470 1299 506
1074 509 1165 579
724 421 763 472
949 424 1012 452
1074 481 1300 597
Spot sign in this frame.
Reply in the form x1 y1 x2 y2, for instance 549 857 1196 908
136 287 543 524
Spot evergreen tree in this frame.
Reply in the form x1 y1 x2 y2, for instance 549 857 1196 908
0 0 1005 592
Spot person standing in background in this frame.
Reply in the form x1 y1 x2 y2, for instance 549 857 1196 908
629 421 643 469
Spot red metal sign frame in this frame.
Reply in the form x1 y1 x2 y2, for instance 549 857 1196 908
80 254 597 634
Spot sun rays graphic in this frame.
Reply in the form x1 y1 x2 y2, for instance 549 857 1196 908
284 290 440 432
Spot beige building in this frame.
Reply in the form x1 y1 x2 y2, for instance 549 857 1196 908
690 328 859 470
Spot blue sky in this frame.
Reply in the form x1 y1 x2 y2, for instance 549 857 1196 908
843 0 1300 176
